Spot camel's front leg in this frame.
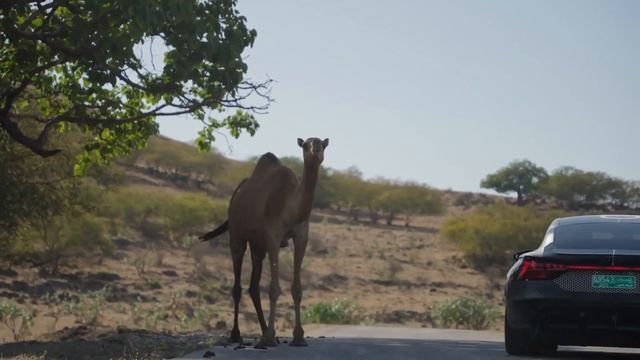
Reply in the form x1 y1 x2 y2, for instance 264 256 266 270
290 222 309 346
257 244 280 347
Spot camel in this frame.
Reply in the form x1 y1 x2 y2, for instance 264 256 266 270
200 137 329 347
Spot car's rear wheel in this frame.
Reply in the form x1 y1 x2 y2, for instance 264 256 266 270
505 308 557 356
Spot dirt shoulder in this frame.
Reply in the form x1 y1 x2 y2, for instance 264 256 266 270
0 326 225 360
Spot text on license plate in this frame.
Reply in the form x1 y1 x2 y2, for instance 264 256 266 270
592 274 636 289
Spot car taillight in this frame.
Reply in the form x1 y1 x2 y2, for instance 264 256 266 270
517 259 640 280
517 259 569 280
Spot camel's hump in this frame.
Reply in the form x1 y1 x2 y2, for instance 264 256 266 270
252 152 281 175
258 152 280 165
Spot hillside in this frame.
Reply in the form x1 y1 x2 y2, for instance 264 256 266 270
0 136 505 358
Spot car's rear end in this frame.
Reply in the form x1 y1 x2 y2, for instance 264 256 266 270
505 216 640 355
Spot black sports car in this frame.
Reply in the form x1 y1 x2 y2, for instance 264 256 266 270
505 215 640 355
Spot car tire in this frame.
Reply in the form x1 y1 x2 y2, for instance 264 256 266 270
505 314 534 355
504 310 557 356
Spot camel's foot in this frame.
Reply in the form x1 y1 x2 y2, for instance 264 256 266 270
228 327 242 344
290 326 308 347
256 328 278 348
289 337 308 347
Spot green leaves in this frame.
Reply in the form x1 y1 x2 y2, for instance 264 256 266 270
442 204 564 269
1 0 270 168
194 110 259 152
481 160 640 209
31 18 43 28
433 297 499 330
303 299 367 325
480 160 548 204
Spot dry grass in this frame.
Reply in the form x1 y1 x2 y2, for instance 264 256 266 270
0 207 504 343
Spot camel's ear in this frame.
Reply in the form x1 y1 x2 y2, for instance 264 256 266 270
297 138 304 148
322 138 329 149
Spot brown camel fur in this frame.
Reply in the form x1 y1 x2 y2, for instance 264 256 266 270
201 137 329 347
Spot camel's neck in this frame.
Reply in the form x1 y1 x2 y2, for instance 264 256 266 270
295 159 320 223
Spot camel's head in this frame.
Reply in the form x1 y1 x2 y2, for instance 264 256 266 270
298 137 329 164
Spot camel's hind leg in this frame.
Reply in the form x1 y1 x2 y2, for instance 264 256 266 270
249 247 268 335
256 241 281 347
229 236 247 344
290 222 309 346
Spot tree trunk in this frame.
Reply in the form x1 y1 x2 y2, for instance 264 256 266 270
350 207 360 222
368 205 379 224
516 191 524 206
404 214 412 227
386 212 395 226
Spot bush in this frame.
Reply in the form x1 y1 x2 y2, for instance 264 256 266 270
453 192 475 208
101 187 226 243
432 297 499 330
163 193 227 245
441 203 564 269
26 213 113 273
62 288 110 326
99 188 166 239
0 299 37 341
302 298 366 325
64 214 114 256
374 183 444 226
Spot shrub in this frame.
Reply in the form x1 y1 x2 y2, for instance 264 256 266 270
190 306 216 330
432 297 499 330
374 183 445 226
303 298 366 325
126 253 152 281
441 203 564 269
101 188 226 244
453 192 475 208
41 292 64 332
64 214 113 256
62 288 109 326
163 193 227 245
382 259 403 281
99 188 166 239
0 299 37 341
33 213 112 274
141 303 167 330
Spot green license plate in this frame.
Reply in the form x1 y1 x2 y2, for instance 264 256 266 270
592 274 636 289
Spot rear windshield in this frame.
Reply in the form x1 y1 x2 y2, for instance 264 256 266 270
554 223 640 250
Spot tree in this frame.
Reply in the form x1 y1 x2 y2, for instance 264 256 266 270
481 160 548 205
539 167 628 210
374 183 444 226
0 127 79 263
0 1 271 173
326 167 369 220
0 126 116 270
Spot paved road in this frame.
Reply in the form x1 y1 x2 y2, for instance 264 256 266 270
175 325 640 360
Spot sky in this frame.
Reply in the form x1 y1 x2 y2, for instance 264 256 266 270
157 0 640 192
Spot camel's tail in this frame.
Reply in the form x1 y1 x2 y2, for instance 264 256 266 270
199 220 229 241
200 178 246 242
